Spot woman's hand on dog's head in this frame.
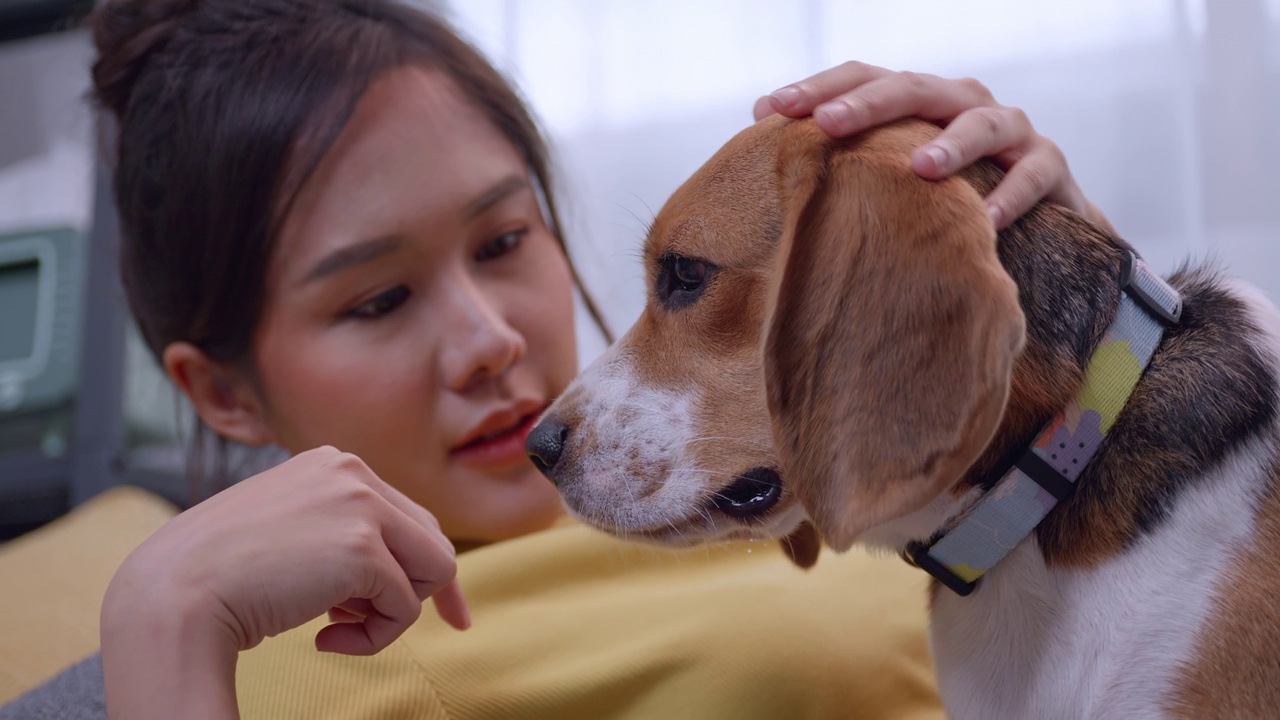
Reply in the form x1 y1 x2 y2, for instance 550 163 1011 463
755 61 1116 235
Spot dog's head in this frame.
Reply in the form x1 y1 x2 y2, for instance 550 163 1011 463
528 116 1026 564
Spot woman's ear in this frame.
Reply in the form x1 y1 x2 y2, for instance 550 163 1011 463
763 119 1026 552
162 341 276 447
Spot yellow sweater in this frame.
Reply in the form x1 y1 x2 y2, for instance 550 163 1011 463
237 522 943 720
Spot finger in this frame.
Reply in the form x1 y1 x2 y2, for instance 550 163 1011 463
335 565 468 632
910 105 1034 179
983 144 1069 230
315 548 422 656
326 452 456 560
333 598 375 618
761 60 891 118
1004 171 1116 235
431 579 471 631
752 95 776 121
328 606 365 624
1080 198 1119 236
811 72 995 138
373 497 459 601
999 141 1080 211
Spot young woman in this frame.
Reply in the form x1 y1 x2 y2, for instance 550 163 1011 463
90 1 1111 717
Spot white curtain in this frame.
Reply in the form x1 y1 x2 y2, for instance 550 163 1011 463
443 0 1280 364
3 3 1273 437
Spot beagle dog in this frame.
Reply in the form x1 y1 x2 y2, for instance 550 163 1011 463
527 115 1280 718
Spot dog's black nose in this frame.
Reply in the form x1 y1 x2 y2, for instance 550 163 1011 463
525 417 569 483
712 467 782 520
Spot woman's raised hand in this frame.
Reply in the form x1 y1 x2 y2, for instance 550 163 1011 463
101 446 468 719
755 61 1114 234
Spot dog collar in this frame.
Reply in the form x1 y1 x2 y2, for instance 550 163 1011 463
902 250 1182 596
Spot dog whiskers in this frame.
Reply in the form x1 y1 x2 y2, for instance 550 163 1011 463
665 519 686 545
694 505 717 527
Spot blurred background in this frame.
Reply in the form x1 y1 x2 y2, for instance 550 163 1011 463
0 0 1277 538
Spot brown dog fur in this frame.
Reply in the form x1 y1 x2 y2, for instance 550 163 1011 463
763 119 1026 550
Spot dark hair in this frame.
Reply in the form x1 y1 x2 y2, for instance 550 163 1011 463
88 0 610 493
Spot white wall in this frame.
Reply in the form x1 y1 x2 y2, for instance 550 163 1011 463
1 3 1276 441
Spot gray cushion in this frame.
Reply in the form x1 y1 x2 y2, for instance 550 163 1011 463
0 652 106 720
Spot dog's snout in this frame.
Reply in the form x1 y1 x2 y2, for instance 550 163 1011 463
525 417 570 483
712 467 782 520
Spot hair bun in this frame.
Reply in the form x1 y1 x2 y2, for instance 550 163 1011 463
90 0 198 119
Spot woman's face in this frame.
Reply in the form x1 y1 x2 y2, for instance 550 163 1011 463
253 66 579 544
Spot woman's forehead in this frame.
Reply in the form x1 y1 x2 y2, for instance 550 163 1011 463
274 67 531 278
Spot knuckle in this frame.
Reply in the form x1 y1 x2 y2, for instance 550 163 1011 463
1021 162 1055 197
838 96 868 120
423 513 445 534
404 599 423 624
343 482 381 509
345 521 384 558
1043 139 1068 166
441 554 458 579
330 450 374 479
958 76 994 101
969 106 1003 138
838 60 871 75
1003 106 1032 132
303 445 342 461
333 450 366 470
1000 147 1030 166
898 70 930 92
327 470 381 510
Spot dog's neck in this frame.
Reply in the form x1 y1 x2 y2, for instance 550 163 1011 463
867 163 1276 580
910 194 1280 718
854 198 1135 553
911 204 1181 593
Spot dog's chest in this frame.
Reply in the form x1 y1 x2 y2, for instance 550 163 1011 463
926 438 1268 720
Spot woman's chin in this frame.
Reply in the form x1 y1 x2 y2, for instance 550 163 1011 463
443 466 568 547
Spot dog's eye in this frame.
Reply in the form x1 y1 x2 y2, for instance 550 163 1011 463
656 253 715 309
673 257 706 291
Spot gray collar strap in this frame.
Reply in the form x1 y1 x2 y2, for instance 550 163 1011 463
902 251 1182 596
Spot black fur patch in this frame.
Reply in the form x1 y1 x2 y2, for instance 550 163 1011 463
1042 267 1278 557
956 161 1277 565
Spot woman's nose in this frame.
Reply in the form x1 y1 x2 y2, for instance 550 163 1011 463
440 284 527 391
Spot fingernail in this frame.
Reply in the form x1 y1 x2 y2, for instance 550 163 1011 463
814 101 853 131
987 203 1004 226
770 86 802 108
923 144 951 171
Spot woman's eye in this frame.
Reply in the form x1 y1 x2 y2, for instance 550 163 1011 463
656 253 715 310
475 229 527 261
346 285 410 320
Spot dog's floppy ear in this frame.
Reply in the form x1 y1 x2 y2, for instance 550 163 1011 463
778 520 821 569
764 120 1026 552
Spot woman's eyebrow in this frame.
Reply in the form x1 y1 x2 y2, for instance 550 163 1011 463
463 175 530 220
299 176 527 287
301 235 404 286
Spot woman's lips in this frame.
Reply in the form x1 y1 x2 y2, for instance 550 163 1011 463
450 412 542 470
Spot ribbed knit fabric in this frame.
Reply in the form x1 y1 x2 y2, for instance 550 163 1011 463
238 523 944 720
